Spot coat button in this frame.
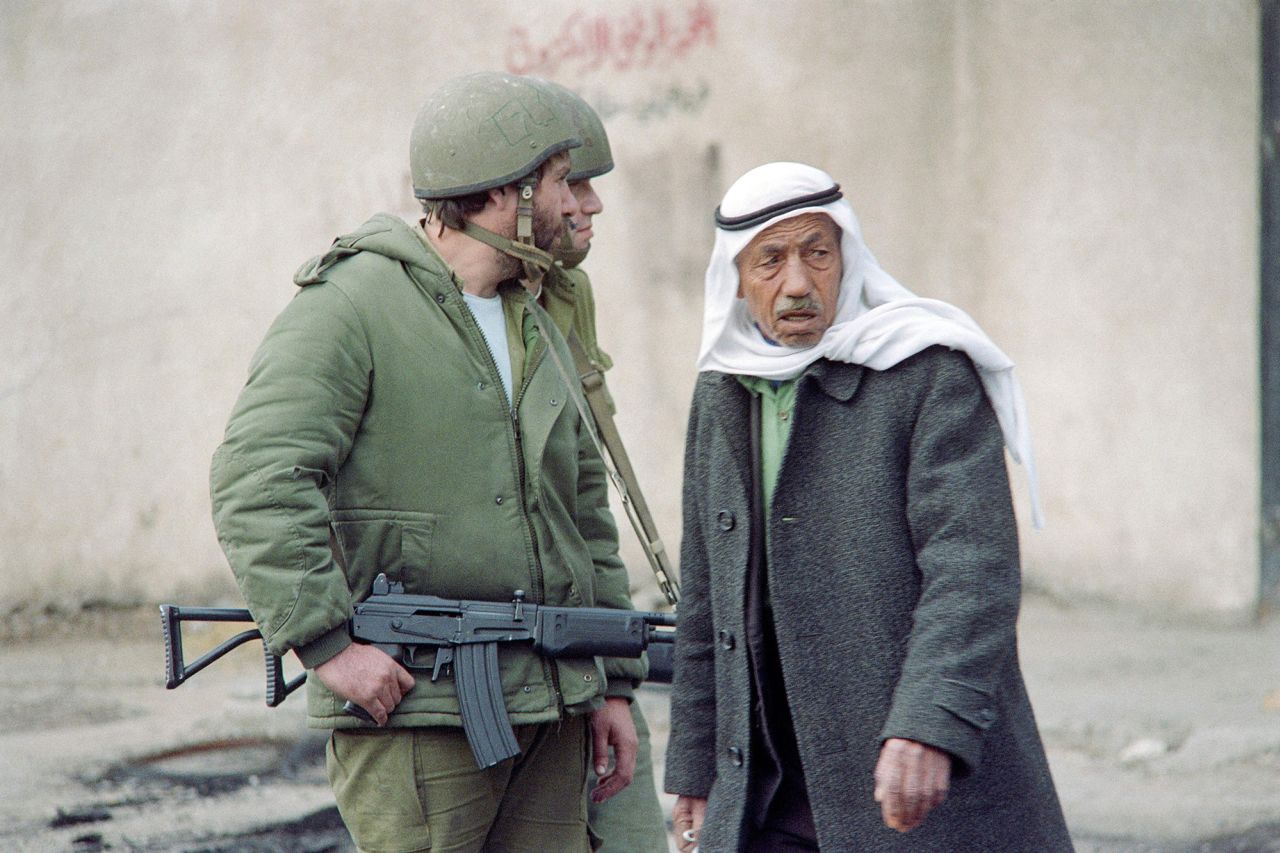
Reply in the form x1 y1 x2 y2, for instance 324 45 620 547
495 496 504 505
717 510 735 531
718 629 735 650
727 746 743 767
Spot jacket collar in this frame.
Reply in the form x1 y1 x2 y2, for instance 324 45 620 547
704 358 865 404
294 214 455 290
802 358 865 402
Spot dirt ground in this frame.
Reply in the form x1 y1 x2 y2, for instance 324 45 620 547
1 593 1278 852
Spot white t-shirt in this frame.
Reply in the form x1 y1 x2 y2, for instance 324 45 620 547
462 291 513 406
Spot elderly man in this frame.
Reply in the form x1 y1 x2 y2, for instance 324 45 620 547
664 162 1071 852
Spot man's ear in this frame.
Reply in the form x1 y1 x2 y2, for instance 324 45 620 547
487 185 515 213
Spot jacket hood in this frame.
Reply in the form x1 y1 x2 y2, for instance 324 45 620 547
294 213 441 287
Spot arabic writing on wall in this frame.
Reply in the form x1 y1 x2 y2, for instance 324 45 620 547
505 0 717 78
585 80 711 122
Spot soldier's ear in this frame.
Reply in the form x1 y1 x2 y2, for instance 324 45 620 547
488 185 514 212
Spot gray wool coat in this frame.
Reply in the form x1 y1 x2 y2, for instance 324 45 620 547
664 347 1072 852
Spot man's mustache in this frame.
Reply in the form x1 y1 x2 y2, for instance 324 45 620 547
774 296 822 317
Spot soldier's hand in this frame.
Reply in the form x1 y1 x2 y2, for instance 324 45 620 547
588 696 637 803
313 644 415 726
873 737 951 832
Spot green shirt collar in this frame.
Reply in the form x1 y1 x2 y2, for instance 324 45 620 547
735 375 798 523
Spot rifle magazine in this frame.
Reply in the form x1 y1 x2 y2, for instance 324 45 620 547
455 642 521 769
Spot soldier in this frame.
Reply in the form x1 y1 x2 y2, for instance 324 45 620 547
210 71 641 853
532 80 672 853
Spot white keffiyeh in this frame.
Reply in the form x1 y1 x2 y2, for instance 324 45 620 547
698 162 1044 528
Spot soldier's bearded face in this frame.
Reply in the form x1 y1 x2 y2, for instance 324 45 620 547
531 152 578 252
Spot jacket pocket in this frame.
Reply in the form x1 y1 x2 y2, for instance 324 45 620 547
331 509 437 596
933 677 998 731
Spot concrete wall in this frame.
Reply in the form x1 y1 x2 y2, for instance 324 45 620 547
0 0 1261 618
966 2 1260 613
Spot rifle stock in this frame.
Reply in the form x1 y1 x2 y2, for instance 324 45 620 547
159 604 306 704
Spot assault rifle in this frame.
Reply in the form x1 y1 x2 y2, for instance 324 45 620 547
162 573 676 768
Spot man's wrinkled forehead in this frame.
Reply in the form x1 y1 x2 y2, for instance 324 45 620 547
735 212 842 266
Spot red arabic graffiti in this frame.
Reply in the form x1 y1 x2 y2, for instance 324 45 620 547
505 1 717 77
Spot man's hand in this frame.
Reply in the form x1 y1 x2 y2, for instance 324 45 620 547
313 643 415 726
873 737 951 832
589 696 637 803
672 795 707 853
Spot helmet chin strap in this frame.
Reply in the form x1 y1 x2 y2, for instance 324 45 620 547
513 174 549 287
457 174 556 285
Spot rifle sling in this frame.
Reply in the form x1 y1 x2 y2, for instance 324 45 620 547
564 332 680 606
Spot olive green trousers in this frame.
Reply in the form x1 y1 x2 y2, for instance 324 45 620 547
327 718 592 853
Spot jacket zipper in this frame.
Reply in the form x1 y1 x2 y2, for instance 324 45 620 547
450 286 563 713
511 336 563 712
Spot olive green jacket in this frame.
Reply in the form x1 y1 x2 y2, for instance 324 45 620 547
541 264 616 413
210 214 642 729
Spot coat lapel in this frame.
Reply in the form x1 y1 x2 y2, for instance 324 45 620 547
705 373 753 507
805 358 866 403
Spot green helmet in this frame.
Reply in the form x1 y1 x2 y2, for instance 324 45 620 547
410 71 582 200
535 81 612 268
537 80 613 182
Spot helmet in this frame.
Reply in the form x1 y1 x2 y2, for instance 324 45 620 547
411 72 582 200
538 80 613 182
411 72 583 284
534 81 612 268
